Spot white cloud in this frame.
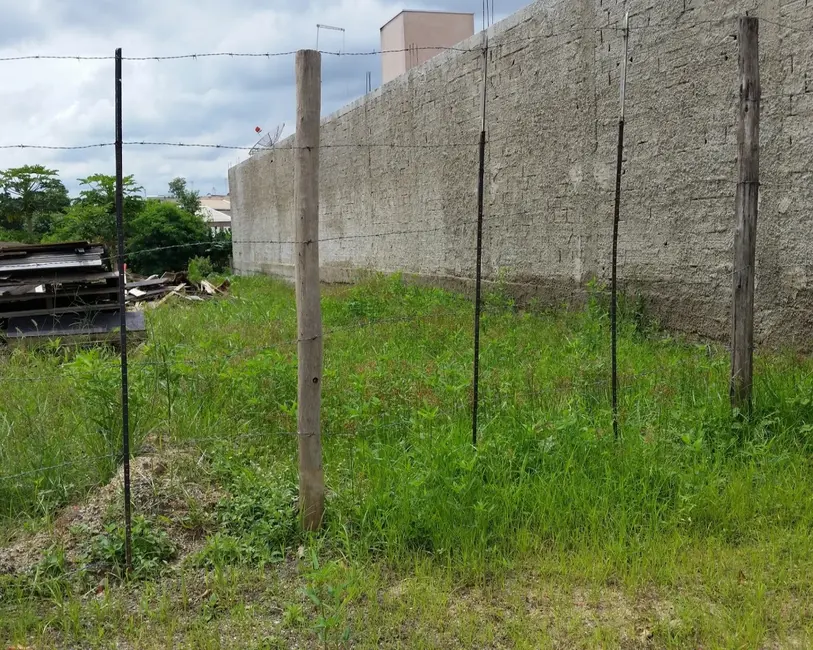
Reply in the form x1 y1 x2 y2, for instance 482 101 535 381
0 0 525 196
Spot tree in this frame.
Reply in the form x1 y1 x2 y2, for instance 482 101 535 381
167 177 201 216
74 174 144 217
0 165 70 238
48 174 145 250
127 200 211 275
45 204 117 250
44 173 224 276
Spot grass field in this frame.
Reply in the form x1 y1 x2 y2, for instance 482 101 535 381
1 274 812 648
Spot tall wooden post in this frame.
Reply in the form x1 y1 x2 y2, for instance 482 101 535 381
731 17 760 412
294 49 324 530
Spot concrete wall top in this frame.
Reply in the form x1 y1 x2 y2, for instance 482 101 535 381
231 0 813 348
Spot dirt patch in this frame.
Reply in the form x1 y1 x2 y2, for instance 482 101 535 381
0 444 222 576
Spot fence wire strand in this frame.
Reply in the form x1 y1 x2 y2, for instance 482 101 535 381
4 363 810 483
2 16 798 66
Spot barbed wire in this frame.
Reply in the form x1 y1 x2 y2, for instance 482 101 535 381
0 142 115 151
0 32 614 65
31 200 770 264
0 15 795 66
13 99 813 153
0 266 756 380
756 17 813 33
0 46 467 63
78 213 635 265
0 221 789 333
0 25 653 65
0 140 483 152
0 200 795 308
85 222 465 267
0 270 755 389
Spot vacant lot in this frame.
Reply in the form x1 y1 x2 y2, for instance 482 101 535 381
1 275 812 648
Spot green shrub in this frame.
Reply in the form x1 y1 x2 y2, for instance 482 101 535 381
188 256 214 285
127 201 211 275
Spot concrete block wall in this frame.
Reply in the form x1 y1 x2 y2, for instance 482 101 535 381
230 0 813 346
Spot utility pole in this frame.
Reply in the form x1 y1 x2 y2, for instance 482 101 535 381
294 50 325 531
731 16 760 412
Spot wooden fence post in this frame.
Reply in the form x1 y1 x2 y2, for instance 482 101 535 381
294 49 324 530
731 16 760 412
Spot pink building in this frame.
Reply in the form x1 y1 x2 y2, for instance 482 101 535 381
380 10 475 84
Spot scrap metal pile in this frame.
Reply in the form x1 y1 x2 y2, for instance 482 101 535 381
0 241 143 344
0 241 228 344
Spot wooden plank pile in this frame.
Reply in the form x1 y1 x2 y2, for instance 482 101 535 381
126 272 230 309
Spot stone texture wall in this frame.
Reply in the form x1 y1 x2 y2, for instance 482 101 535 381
230 0 813 346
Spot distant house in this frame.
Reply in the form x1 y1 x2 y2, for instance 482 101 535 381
153 193 231 233
200 195 230 216
199 195 231 233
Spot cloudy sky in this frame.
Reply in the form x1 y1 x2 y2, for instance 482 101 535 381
0 0 528 197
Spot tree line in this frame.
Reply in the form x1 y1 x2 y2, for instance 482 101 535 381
0 165 230 275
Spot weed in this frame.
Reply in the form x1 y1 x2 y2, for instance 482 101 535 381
282 602 305 628
179 496 215 539
2 275 813 647
252 635 289 650
25 544 82 599
67 349 135 464
303 549 352 649
89 515 176 579
484 266 515 312
188 256 214 285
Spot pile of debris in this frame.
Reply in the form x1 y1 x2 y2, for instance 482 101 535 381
0 241 229 344
0 241 145 344
126 271 230 309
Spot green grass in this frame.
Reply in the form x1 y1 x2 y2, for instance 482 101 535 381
1 274 812 648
